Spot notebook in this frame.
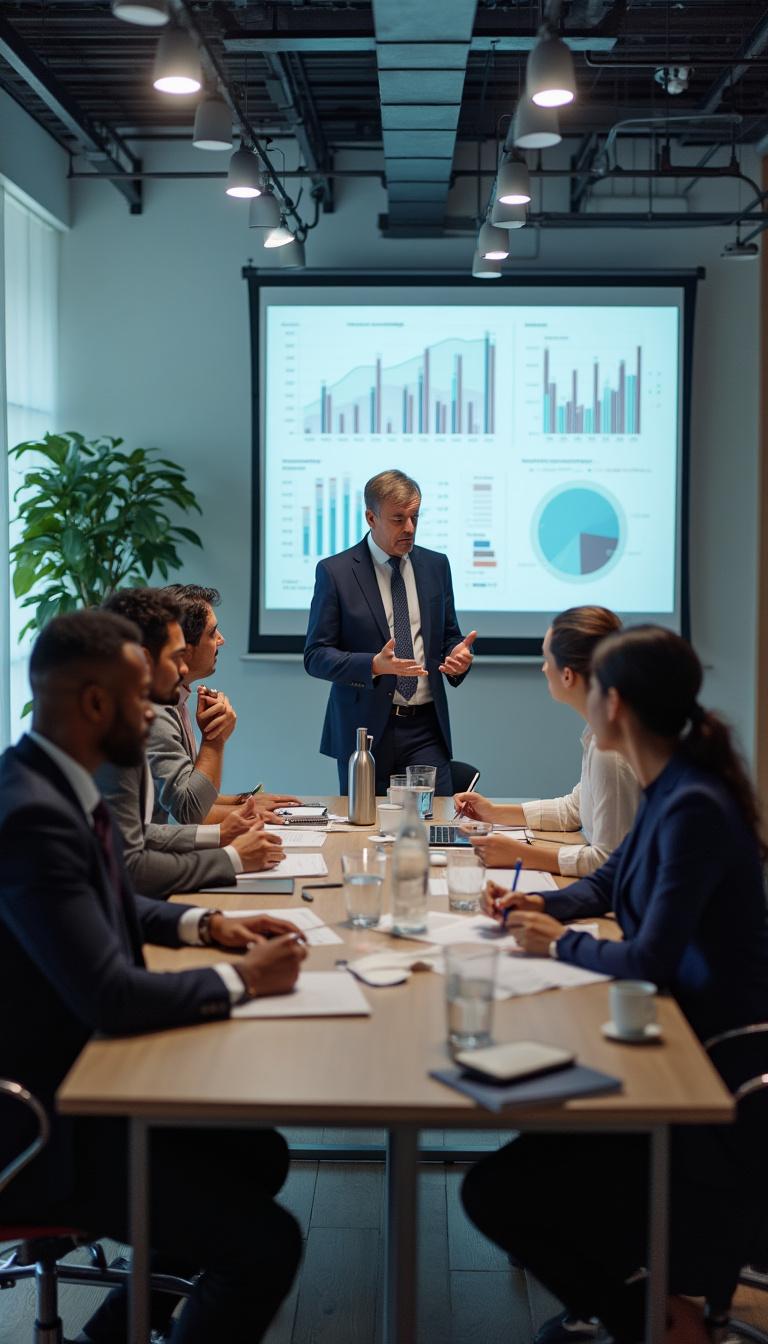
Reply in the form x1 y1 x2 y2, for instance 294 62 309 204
429 1063 622 1112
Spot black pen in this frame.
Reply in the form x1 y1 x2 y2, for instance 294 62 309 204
301 883 344 903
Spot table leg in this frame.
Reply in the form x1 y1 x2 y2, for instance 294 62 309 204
646 1125 669 1344
129 1118 150 1344
384 1127 419 1344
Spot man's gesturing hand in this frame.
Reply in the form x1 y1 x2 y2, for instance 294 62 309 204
372 637 428 680
237 934 307 998
439 631 477 677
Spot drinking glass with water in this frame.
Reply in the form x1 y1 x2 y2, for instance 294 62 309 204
406 764 437 819
341 849 387 928
444 944 498 1054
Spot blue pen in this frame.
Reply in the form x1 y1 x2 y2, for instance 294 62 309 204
501 860 523 929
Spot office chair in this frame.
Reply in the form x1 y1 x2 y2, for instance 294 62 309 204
701 1026 768 1344
449 761 480 794
0 1078 193 1344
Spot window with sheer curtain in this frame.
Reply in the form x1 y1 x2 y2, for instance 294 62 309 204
1 190 60 747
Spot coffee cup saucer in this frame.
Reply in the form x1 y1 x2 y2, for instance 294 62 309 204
601 1020 663 1044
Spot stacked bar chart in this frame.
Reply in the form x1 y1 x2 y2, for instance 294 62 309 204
542 346 642 435
305 334 496 437
301 476 364 557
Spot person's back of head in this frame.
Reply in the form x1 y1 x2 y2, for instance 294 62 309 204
592 625 765 855
102 587 180 660
549 606 622 679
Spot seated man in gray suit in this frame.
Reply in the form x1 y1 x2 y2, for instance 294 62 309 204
149 583 300 826
98 588 283 898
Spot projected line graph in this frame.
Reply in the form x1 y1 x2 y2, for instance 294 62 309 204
303 334 496 436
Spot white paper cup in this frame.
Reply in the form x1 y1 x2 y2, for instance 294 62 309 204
609 980 657 1039
377 802 404 836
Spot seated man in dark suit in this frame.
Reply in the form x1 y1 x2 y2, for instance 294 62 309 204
97 587 284 899
0 610 307 1344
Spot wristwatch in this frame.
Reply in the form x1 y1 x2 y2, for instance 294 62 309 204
198 908 223 946
548 939 559 960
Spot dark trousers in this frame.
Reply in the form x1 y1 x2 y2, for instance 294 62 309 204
336 704 452 797
26 1119 301 1344
461 1132 754 1344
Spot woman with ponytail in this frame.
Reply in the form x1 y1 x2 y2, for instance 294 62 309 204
453 606 640 875
462 627 768 1344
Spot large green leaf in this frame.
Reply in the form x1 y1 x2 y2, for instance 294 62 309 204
13 563 39 597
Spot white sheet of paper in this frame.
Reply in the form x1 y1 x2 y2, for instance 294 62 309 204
232 971 370 1019
484 867 558 892
238 854 328 879
490 826 534 840
264 828 328 848
432 955 608 1000
378 910 522 950
232 907 342 946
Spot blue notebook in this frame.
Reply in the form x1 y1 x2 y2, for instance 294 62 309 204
430 1064 622 1112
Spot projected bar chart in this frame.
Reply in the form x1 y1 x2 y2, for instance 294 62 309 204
542 346 642 435
304 334 496 436
301 476 363 556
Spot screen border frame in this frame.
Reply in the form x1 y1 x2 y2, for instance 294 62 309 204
245 268 700 656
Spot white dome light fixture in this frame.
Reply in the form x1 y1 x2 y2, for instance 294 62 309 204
112 0 168 25
279 236 306 268
249 189 282 229
477 221 509 261
153 27 202 95
264 217 295 249
496 154 532 206
193 96 232 150
226 147 262 198
511 99 561 150
526 31 576 108
472 249 502 279
491 198 527 229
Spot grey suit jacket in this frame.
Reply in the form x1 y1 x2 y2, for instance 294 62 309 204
95 756 235 899
147 705 218 826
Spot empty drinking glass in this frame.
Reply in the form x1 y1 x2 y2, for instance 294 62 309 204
446 851 486 912
388 774 409 807
444 944 498 1054
341 849 387 928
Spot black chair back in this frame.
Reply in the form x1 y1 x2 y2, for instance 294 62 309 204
450 761 480 794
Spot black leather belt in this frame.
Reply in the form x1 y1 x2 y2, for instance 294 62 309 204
391 702 434 719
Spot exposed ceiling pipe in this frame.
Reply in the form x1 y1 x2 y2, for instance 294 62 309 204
699 7 768 114
598 113 743 170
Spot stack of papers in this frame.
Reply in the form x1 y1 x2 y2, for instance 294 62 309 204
232 971 371 1019
232 907 342 946
263 828 328 848
239 853 328 879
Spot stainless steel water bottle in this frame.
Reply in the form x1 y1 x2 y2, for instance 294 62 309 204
348 727 376 825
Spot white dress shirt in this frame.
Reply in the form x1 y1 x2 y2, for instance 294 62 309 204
367 534 433 706
522 727 641 877
28 730 244 1003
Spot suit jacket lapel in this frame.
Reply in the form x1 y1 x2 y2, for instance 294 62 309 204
409 547 432 657
352 539 391 645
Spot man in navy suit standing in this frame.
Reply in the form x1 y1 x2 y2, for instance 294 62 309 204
304 469 477 794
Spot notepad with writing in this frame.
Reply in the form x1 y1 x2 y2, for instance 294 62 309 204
430 1064 622 1112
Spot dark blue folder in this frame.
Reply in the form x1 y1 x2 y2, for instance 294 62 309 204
430 1064 622 1112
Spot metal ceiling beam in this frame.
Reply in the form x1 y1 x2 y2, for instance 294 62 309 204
224 33 618 55
699 6 768 114
0 11 142 213
263 50 335 211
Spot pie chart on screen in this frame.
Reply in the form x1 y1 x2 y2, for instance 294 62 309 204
534 484 624 581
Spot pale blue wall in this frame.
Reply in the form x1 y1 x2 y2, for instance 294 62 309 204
0 88 69 227
57 140 760 796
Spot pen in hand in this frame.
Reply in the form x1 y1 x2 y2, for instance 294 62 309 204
453 770 481 820
500 860 523 929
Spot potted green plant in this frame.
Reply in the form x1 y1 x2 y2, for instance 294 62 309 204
9 431 203 639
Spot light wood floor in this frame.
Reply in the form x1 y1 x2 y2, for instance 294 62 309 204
1 1130 766 1343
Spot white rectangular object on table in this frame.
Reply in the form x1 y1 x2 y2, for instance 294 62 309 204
232 972 370 1019
264 828 328 848
233 907 342 947
238 854 328 879
485 868 558 892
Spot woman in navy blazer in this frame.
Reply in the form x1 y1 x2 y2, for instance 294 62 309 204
462 626 768 1344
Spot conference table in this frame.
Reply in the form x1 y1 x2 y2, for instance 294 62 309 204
57 798 733 1344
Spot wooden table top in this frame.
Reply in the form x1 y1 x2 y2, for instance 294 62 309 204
58 797 733 1129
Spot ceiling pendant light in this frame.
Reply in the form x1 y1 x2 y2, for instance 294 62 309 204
264 216 295 249
112 0 168 25
477 221 509 261
491 198 527 229
249 189 282 229
279 236 306 268
193 95 232 151
496 154 532 206
472 250 501 279
526 30 576 108
226 147 262 198
511 99 561 150
153 27 202 95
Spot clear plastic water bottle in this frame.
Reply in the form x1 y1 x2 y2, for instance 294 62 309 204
392 788 429 936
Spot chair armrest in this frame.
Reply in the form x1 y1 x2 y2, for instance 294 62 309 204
705 1023 768 1051
0 1080 50 1196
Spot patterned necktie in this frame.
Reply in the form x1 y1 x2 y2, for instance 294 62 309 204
388 556 418 702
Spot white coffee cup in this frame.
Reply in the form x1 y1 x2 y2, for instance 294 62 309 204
376 802 404 836
609 980 657 1039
